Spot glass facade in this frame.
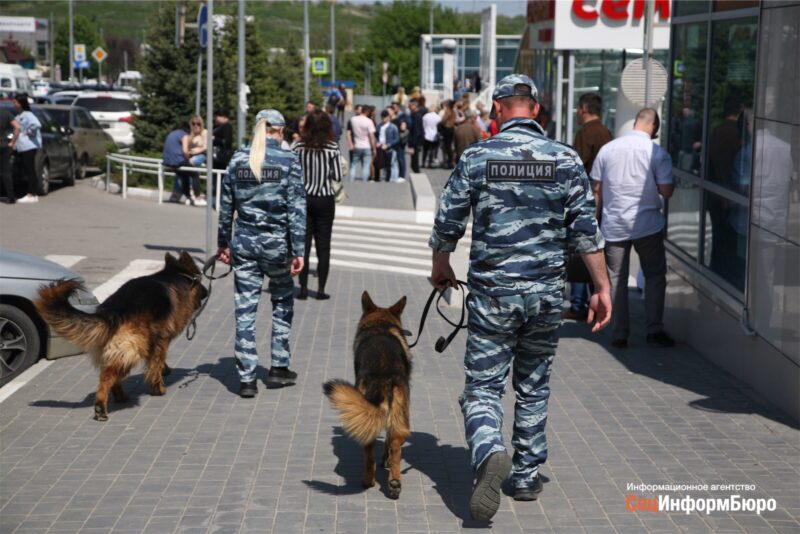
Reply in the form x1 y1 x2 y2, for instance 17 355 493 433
666 4 759 294
423 35 520 90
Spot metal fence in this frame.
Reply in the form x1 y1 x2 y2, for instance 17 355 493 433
105 153 224 207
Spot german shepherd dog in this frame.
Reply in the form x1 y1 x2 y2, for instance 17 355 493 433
35 251 208 421
323 291 411 499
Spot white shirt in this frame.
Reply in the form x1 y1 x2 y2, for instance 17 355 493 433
350 114 375 150
423 111 441 142
590 130 673 242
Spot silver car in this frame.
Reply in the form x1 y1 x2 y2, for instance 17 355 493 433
0 248 99 387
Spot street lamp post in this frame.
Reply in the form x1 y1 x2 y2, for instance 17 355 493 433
237 0 245 145
205 0 214 259
331 0 335 88
303 0 309 105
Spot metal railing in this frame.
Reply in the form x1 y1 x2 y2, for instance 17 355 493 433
105 153 225 207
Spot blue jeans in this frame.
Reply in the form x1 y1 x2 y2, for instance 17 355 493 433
569 282 589 312
396 146 406 179
348 148 372 182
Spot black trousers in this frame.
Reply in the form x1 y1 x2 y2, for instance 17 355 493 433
300 195 336 292
0 147 14 200
17 149 38 195
423 139 438 167
410 142 421 173
440 126 454 167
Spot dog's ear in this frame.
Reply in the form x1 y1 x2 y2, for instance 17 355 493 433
389 296 407 317
164 252 179 268
178 251 198 272
361 291 376 313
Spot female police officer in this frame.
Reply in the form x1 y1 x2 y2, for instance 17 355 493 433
217 109 307 398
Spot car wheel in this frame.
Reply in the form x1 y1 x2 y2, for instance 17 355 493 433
64 155 76 187
38 160 50 196
0 304 41 387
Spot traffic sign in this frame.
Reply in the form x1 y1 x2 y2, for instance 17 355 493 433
311 57 328 75
198 5 208 47
92 47 107 63
74 44 86 62
73 60 90 69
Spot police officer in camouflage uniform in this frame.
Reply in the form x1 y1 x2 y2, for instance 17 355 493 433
217 109 307 398
429 75 612 521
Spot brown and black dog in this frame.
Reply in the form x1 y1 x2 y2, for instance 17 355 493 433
35 251 207 421
323 291 412 499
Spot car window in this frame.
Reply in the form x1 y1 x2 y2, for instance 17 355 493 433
0 77 11 88
74 97 136 113
76 109 95 129
32 109 61 134
47 108 71 128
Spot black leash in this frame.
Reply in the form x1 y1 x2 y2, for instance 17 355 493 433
406 280 469 353
185 255 232 340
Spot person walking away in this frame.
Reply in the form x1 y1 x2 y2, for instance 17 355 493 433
391 102 411 180
566 93 613 320
347 105 376 182
12 94 42 203
336 84 347 123
292 110 342 300
590 108 674 349
212 109 234 169
217 109 307 398
429 74 611 521
0 105 21 203
453 109 481 163
439 100 456 168
422 105 441 168
325 104 342 142
408 98 427 174
186 116 208 206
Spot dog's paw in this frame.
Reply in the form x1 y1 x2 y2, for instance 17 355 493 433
94 405 108 422
388 479 402 499
150 384 166 396
362 479 375 489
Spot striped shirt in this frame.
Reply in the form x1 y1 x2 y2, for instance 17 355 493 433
292 141 342 197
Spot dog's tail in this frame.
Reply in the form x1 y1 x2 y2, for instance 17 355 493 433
35 280 111 352
323 379 386 446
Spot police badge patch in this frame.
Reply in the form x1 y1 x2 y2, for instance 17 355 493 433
486 160 556 183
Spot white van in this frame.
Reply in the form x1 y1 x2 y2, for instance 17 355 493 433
0 63 32 96
116 71 142 91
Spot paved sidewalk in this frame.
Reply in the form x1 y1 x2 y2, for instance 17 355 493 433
1 264 799 533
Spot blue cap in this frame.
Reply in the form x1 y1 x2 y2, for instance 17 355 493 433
492 74 538 101
255 109 286 127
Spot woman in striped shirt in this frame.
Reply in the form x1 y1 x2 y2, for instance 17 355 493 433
293 110 342 300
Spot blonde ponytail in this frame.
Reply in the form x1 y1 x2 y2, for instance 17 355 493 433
249 119 268 180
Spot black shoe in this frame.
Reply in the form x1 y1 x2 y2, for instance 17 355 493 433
267 367 297 385
611 339 628 349
315 291 330 300
513 476 543 501
297 287 308 300
647 331 675 347
239 380 258 398
469 451 512 522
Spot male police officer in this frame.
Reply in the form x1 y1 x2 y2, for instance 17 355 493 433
217 109 307 398
429 75 612 521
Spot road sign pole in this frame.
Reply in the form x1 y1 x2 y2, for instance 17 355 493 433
69 0 74 81
303 0 309 105
195 53 202 117
206 0 214 260
237 0 245 146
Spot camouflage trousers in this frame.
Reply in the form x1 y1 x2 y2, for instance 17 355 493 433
231 253 294 382
459 291 562 490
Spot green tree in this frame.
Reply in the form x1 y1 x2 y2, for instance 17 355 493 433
54 15 104 80
133 3 200 152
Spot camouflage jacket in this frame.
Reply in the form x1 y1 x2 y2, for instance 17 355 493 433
217 138 307 260
429 117 603 297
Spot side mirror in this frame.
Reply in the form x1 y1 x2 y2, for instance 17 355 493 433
64 126 74 136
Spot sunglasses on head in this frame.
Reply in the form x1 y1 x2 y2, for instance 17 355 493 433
191 121 201 126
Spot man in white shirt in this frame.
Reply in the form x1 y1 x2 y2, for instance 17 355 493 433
591 108 675 349
422 107 441 168
347 106 376 181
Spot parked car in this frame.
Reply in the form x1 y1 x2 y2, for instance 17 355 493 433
0 248 99 387
71 91 138 149
0 63 32 98
49 90 82 105
40 104 116 179
0 103 77 197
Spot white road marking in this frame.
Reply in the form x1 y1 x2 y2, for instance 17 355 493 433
330 240 431 257
327 249 429 267
309 257 429 278
0 359 54 404
44 255 85 269
334 219 435 232
92 259 163 302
